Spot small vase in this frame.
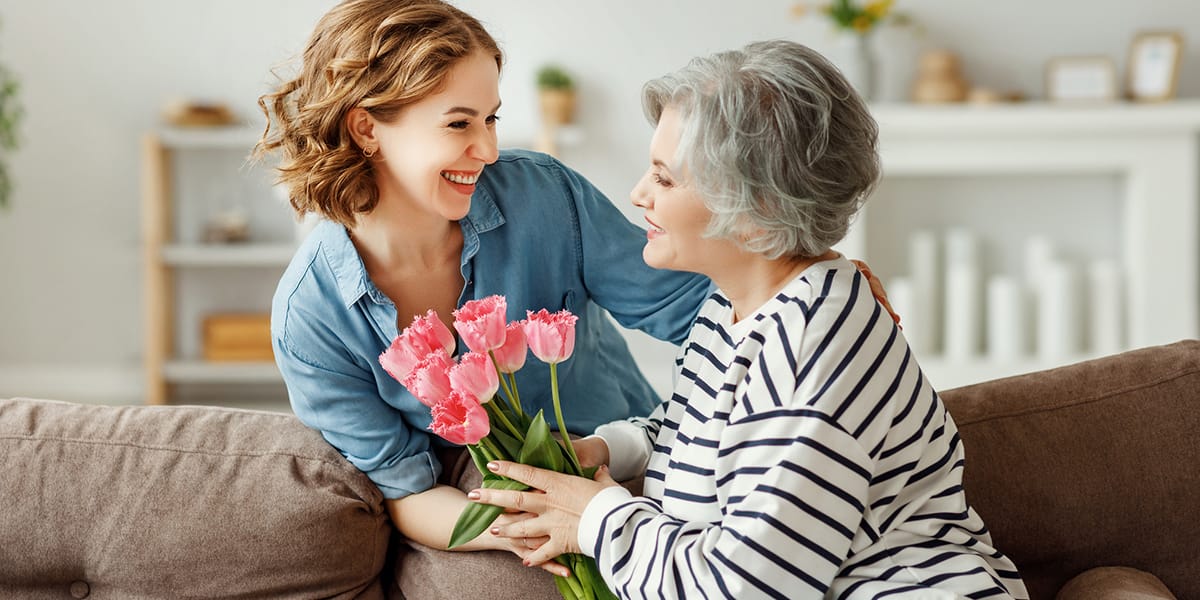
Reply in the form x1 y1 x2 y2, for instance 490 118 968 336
835 31 876 102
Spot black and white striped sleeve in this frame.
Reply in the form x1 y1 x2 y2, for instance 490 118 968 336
577 403 873 599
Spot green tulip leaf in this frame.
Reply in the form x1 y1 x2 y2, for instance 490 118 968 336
465 443 492 476
519 410 565 472
488 420 524 460
553 574 580 600
447 476 529 549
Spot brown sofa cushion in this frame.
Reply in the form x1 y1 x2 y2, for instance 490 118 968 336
941 340 1200 600
0 398 390 599
1056 566 1178 600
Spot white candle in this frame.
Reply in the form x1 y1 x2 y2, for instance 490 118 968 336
986 276 1025 360
1023 235 1055 287
945 263 982 360
908 230 939 354
943 229 981 360
1037 260 1080 360
887 277 920 351
1023 236 1056 356
944 228 979 270
1088 260 1124 355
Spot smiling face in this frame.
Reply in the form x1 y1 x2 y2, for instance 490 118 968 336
631 106 742 277
363 50 501 221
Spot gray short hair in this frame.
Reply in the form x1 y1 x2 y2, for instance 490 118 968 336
642 39 880 259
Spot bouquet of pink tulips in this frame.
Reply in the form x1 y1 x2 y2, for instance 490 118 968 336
380 295 615 600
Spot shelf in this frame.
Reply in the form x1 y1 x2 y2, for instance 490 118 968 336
157 125 263 150
163 360 282 384
834 100 1200 353
871 99 1200 137
162 243 295 267
143 129 291 405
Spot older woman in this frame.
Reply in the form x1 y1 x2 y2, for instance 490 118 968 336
473 40 1029 599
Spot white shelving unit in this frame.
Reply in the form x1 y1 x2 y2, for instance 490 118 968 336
837 100 1200 389
161 243 296 267
142 125 291 404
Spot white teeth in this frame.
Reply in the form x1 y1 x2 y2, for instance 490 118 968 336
441 171 478 185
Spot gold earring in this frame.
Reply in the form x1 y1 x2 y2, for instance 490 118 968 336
362 146 376 158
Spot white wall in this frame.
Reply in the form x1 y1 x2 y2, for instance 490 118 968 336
2 0 1198 401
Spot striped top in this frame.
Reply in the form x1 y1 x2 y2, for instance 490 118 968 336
582 256 1028 599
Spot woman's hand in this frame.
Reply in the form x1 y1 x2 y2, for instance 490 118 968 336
469 460 619 566
572 436 611 469
850 259 901 327
386 485 568 577
480 511 570 578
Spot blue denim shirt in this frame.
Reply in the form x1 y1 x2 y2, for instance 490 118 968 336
272 150 712 499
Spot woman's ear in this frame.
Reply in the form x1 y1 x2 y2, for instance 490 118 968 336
345 107 376 151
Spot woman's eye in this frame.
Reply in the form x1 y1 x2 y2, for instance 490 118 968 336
448 120 469 130
485 114 500 125
653 174 672 187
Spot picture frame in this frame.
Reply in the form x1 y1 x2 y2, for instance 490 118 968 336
1045 56 1118 102
1127 31 1184 102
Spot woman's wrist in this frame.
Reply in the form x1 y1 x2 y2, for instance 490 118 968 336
576 485 634 557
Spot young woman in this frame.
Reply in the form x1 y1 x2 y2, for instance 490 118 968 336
476 40 1030 599
254 0 711 574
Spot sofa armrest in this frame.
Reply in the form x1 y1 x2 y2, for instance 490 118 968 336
0 398 390 599
1056 567 1178 600
940 340 1200 600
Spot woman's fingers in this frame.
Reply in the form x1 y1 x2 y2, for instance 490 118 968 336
534 558 570 578
521 541 566 568
469 486 545 513
486 460 564 490
490 515 547 539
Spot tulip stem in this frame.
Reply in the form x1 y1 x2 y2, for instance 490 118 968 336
549 362 581 474
488 351 525 417
484 398 523 441
507 372 523 415
478 436 504 464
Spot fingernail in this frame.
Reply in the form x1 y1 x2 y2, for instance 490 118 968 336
522 559 531 567
490 526 500 535
467 490 480 500
487 462 499 471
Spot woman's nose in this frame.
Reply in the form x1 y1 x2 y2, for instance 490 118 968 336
469 128 499 164
630 173 651 208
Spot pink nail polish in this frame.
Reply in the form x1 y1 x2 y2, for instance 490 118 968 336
467 490 480 500
487 461 499 471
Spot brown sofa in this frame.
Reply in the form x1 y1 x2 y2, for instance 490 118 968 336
2 340 1197 599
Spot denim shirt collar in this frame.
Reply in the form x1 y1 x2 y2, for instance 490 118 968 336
324 185 507 309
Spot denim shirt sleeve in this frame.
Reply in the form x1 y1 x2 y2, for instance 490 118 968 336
554 161 713 344
273 262 440 500
275 337 438 499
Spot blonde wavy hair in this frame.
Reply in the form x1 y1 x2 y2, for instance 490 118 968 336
254 0 502 227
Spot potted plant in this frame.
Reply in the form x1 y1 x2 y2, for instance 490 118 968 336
536 64 576 127
0 18 22 211
791 0 896 101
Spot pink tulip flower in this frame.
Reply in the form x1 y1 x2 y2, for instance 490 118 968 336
492 321 528 373
401 351 454 408
523 309 578 364
380 310 456 382
453 295 508 353
429 391 491 445
449 352 499 404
